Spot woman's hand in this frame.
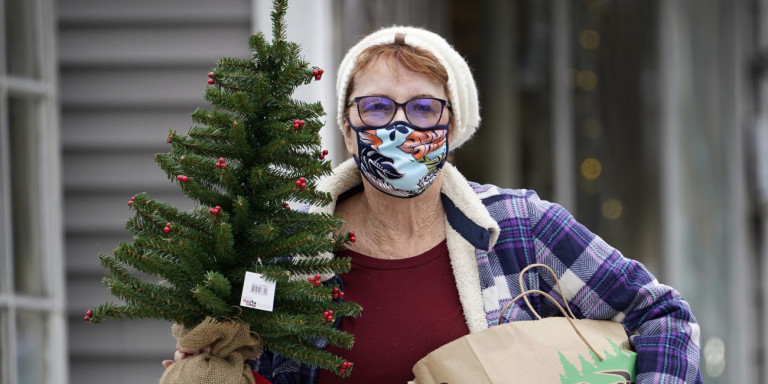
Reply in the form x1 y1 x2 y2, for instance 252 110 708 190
161 341 212 368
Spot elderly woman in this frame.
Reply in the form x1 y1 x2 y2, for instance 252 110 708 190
170 26 703 384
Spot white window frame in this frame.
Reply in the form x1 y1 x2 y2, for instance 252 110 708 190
0 0 67 383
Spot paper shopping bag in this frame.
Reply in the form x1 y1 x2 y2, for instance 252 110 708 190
410 264 636 384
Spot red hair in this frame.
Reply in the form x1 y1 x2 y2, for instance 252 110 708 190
346 43 450 101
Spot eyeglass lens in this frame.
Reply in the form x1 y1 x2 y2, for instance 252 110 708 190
356 97 445 128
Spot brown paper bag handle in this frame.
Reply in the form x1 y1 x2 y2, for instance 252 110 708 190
518 263 577 321
497 289 605 361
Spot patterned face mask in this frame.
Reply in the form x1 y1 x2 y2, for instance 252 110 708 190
348 118 450 198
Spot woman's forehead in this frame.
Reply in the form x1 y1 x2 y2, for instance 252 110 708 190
352 58 446 100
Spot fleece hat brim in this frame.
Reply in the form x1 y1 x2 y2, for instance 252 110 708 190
336 26 480 150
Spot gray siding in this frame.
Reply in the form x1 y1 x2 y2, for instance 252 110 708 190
58 1 251 382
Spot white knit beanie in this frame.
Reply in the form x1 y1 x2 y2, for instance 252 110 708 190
336 25 480 150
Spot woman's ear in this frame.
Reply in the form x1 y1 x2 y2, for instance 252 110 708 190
342 119 357 156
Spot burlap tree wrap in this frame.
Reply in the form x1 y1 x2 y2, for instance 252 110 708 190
159 317 262 384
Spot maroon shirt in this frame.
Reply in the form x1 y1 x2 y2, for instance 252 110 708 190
316 240 470 384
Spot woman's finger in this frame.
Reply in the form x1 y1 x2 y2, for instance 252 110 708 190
162 360 174 369
177 345 200 355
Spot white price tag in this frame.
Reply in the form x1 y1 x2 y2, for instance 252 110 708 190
240 271 276 312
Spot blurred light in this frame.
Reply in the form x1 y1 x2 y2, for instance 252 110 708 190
584 0 604 21
580 158 602 180
704 337 725 378
582 119 602 139
576 70 598 90
579 29 600 50
601 199 623 220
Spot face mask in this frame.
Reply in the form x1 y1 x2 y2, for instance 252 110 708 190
348 119 450 198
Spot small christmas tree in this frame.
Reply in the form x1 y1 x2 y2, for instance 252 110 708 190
86 0 361 376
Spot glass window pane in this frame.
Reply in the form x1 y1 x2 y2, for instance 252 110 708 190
16 311 47 384
5 0 41 78
570 2 662 272
9 97 45 296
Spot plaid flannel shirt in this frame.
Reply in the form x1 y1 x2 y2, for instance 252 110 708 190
251 160 702 384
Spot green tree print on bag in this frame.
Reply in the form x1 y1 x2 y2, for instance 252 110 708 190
559 338 637 384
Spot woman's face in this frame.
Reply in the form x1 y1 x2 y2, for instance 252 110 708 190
343 58 451 156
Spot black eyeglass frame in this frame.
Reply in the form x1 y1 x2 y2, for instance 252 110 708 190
347 96 453 129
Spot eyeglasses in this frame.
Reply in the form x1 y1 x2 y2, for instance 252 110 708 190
347 96 451 129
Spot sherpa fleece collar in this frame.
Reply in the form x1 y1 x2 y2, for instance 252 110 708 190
311 158 499 333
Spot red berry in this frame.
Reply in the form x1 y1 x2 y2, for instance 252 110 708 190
208 71 214 78
339 292 345 298
84 316 90 322
323 311 329 317
340 368 347 374
319 154 325 160
163 227 170 233
219 157 225 163
209 208 217 215
315 75 321 80
300 177 306 182
315 274 321 280
326 315 333 322
294 122 300 129
312 70 318 76
349 236 356 243
215 206 221 210
348 231 355 237
328 310 334 316
215 163 221 168
128 201 133 206
207 78 215 85
333 293 339 299
317 69 324 75
300 120 305 126
300 183 306 189
130 197 135 201
308 277 315 283
86 309 93 317
313 132 319 136
295 180 302 186
177 175 184 181
323 149 329 155
314 280 321 286
166 222 172 227
333 287 339 293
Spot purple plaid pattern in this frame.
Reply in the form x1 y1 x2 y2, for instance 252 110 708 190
480 184 702 384
251 183 702 384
